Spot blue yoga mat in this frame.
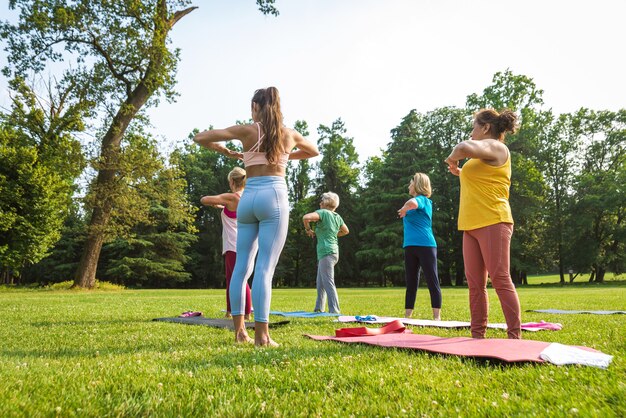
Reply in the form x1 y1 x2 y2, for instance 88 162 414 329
527 309 626 315
270 311 340 318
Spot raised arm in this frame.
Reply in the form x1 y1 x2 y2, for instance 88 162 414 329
397 198 418 218
193 125 250 160
445 139 508 175
200 193 239 211
303 211 321 238
289 130 320 160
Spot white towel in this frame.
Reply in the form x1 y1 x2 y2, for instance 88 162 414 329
539 343 613 369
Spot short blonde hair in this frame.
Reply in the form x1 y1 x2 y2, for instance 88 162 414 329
228 167 246 190
410 173 432 198
320 192 340 210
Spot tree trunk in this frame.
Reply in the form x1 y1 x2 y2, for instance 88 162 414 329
455 269 465 287
72 3 197 288
294 256 300 287
73 205 110 288
589 269 596 282
521 271 527 285
74 86 150 288
440 267 452 286
0 267 12 285
595 267 605 283
511 268 520 285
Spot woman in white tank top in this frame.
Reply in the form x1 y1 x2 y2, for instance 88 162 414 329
200 168 256 320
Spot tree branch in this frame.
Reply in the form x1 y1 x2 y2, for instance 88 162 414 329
87 32 133 92
169 6 198 28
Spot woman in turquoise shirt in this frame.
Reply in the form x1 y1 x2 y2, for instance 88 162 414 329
397 173 442 320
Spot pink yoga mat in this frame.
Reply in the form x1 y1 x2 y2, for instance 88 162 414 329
338 316 562 331
306 333 597 363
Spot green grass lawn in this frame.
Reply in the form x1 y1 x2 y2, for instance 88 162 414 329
525 272 623 285
1 284 625 417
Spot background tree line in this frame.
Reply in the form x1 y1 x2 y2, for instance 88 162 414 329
0 2 623 288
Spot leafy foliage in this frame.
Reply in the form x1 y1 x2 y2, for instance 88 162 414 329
0 77 86 282
314 119 361 283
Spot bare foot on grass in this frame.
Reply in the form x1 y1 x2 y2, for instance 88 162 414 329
254 322 278 347
235 331 254 344
255 338 279 347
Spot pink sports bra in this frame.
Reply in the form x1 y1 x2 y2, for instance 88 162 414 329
242 122 289 168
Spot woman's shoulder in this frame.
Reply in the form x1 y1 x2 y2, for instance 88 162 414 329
281 127 303 148
224 192 241 205
228 123 257 134
414 195 432 207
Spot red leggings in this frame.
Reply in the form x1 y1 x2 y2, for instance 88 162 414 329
225 251 251 315
463 223 521 339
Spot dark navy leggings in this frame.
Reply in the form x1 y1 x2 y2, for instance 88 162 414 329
404 246 442 309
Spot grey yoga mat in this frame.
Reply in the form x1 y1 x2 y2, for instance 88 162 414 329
153 316 290 330
526 309 626 315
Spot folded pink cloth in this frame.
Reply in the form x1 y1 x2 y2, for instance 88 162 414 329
179 311 202 318
519 321 562 331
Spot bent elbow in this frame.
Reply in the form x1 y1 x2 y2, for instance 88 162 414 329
193 131 207 143
307 147 320 158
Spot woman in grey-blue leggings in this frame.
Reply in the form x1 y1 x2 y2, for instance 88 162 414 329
193 87 319 346
229 177 289 323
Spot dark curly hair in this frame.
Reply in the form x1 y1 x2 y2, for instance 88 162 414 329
474 109 518 142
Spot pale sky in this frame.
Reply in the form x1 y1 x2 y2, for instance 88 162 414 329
2 0 625 162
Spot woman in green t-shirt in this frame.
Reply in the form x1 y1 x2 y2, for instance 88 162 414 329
303 192 350 313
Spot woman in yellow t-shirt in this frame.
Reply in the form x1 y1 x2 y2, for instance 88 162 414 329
445 109 521 339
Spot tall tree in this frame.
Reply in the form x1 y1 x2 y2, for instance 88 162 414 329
0 77 86 283
566 109 626 282
357 151 404 287
20 203 86 284
100 155 197 287
0 124 68 283
314 119 361 282
536 112 582 283
280 120 316 287
1 0 277 288
171 132 242 288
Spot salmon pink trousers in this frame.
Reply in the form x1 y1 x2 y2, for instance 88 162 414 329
463 223 521 339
